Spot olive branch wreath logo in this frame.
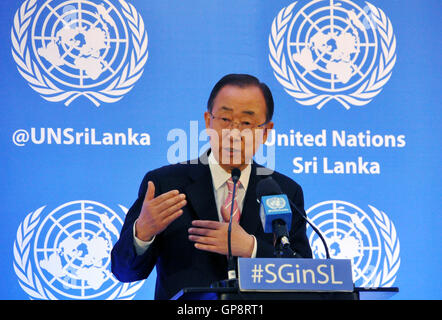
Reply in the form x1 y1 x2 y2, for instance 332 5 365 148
369 205 400 287
269 1 396 109
11 0 148 107
307 201 400 287
13 204 144 300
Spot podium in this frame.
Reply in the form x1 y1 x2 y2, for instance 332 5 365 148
172 286 398 300
172 258 398 300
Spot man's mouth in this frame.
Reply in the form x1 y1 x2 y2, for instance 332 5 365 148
223 148 241 154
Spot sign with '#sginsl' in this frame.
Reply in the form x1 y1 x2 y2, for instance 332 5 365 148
238 258 353 292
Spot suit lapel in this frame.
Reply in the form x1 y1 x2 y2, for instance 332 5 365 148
239 163 263 235
185 152 219 221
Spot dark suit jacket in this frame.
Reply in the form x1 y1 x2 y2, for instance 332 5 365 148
111 151 312 300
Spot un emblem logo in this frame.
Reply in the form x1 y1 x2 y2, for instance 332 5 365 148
13 200 145 299
11 0 148 106
266 197 286 210
306 200 400 287
269 0 396 109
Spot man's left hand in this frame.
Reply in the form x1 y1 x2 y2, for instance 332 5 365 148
188 220 255 257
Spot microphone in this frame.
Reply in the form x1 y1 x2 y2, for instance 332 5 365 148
211 167 241 289
256 178 293 256
231 167 241 183
256 177 331 259
227 167 241 280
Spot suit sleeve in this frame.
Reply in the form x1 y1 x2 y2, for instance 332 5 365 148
111 172 162 282
255 235 277 258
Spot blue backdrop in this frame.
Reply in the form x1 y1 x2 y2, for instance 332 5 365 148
0 0 440 299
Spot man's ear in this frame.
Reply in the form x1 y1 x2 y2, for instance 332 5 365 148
204 111 211 129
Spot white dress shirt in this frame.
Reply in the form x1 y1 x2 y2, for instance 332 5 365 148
133 152 257 258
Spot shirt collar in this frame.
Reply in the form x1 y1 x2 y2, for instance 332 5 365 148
208 152 251 191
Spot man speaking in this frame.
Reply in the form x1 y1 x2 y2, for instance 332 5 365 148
111 74 312 299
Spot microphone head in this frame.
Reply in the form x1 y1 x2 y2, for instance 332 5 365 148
257 177 292 234
256 176 283 198
231 167 241 183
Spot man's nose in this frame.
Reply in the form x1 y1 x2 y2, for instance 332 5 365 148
225 128 242 141
228 120 242 130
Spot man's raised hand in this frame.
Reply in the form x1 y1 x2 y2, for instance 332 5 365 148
135 181 187 241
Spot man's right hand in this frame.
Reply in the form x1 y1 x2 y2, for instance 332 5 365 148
135 181 187 241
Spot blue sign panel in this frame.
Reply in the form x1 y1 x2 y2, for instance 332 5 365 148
238 258 353 292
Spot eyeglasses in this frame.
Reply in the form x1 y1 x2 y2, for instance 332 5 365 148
210 113 269 130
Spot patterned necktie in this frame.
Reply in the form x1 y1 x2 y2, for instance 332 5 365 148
221 177 241 223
